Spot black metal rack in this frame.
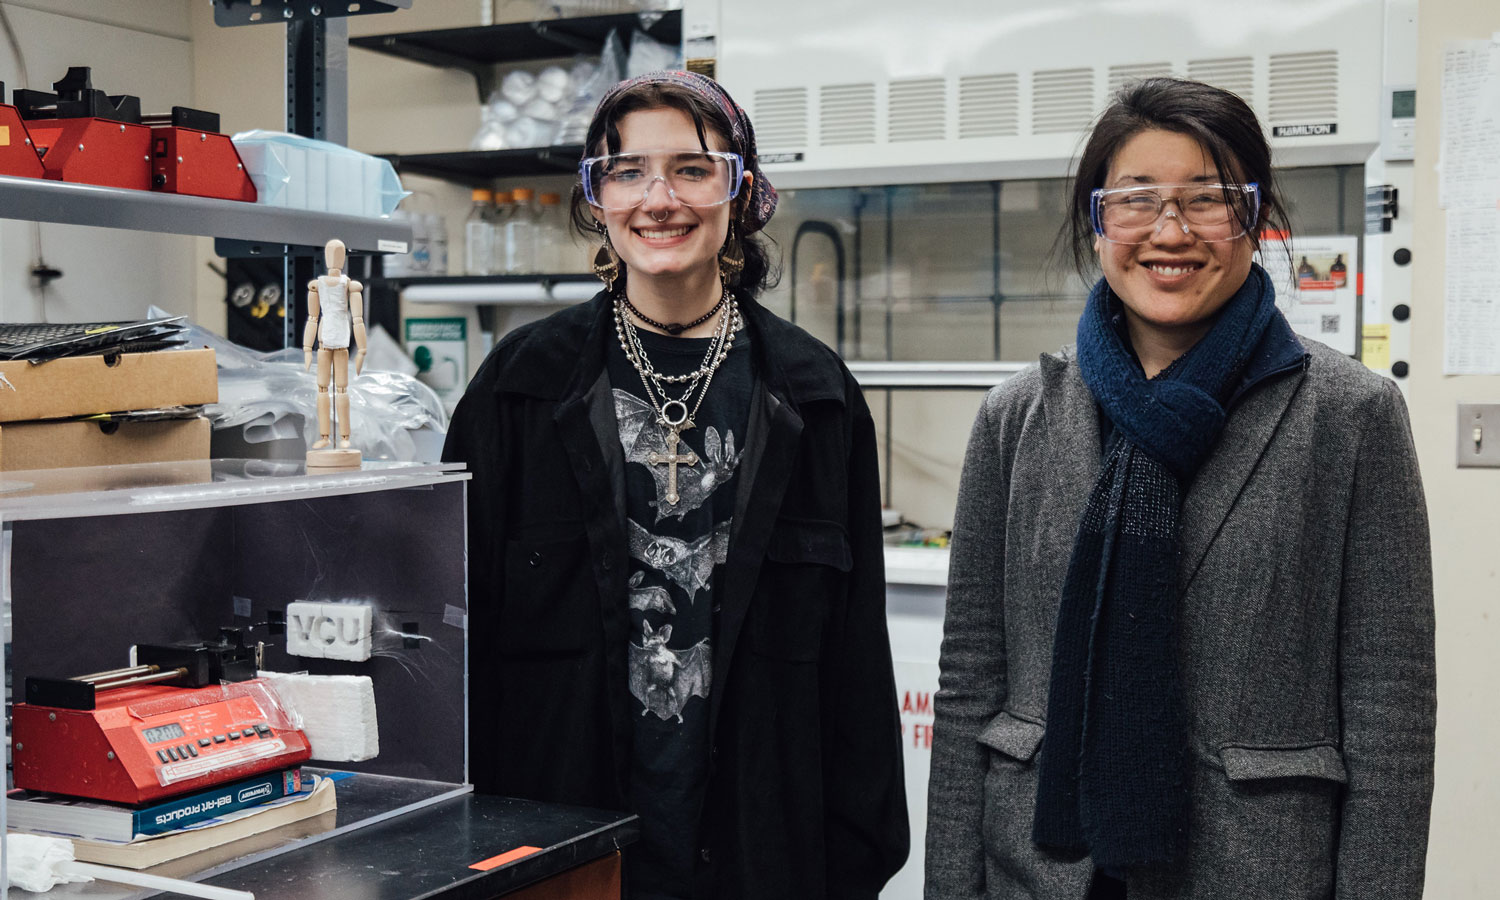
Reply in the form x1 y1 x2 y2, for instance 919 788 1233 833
350 10 681 101
382 145 585 184
356 11 682 180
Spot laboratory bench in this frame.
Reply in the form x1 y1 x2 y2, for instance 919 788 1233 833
197 792 638 900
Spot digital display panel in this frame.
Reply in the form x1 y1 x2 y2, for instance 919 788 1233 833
141 722 185 744
1392 90 1416 119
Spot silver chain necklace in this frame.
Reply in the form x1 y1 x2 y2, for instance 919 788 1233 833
613 290 740 504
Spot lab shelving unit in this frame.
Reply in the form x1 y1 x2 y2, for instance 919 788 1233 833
357 10 681 186
351 11 682 114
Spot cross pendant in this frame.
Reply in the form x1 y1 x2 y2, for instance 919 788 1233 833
648 425 699 505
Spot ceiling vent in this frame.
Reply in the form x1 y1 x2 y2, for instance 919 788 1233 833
1187 56 1254 105
753 86 809 150
958 73 1019 139
1032 68 1094 135
1107 62 1174 99
820 82 877 145
1268 50 1339 124
888 78 946 142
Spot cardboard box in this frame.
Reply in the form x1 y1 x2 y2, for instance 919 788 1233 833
0 416 210 471
0 348 217 423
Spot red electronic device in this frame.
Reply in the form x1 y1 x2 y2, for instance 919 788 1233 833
15 67 151 190
11 67 256 200
147 106 256 202
12 632 312 806
0 82 44 178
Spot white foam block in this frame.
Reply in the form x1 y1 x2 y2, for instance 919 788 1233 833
258 671 379 762
284 602 373 662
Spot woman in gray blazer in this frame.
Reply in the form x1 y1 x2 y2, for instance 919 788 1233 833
925 77 1435 900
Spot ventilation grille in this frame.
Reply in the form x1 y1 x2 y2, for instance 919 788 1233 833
753 87 808 150
1107 62 1173 97
1268 50 1338 123
888 78 946 142
820 83 877 146
958 73 1019 138
1032 68 1094 135
1187 56 1254 104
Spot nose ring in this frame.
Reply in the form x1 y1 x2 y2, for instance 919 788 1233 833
651 209 669 222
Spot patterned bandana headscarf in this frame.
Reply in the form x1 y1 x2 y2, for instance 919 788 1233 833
590 70 778 234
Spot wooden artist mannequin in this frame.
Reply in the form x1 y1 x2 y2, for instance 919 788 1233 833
303 238 367 468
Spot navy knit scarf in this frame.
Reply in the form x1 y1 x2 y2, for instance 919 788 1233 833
1032 263 1301 869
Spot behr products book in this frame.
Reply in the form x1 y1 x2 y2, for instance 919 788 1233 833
67 775 337 870
5 768 304 842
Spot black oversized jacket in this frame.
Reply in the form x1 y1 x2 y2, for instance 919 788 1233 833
442 291 910 900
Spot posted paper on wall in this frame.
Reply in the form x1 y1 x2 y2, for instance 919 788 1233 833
1444 207 1500 374
1439 39 1500 210
1440 35 1500 374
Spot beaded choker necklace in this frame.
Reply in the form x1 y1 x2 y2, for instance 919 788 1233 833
621 293 725 335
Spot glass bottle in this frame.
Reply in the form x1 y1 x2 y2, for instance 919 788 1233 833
426 212 449 276
490 190 514 275
464 188 495 276
535 192 564 273
505 187 538 275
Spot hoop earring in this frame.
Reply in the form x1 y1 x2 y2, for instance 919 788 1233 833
719 223 745 285
592 225 621 293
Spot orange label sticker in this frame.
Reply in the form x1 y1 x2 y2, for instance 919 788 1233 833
469 845 542 871
0 125 9 146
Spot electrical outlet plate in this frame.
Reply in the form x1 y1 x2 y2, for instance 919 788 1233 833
1456 404 1500 468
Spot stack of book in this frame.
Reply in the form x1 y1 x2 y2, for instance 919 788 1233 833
4 767 337 869
0 318 218 472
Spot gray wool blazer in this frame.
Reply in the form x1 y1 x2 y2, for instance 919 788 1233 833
924 341 1436 900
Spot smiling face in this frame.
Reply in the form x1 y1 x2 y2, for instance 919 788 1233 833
1095 128 1256 350
590 106 742 292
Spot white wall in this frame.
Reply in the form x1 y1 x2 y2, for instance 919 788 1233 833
0 0 194 324
1409 4 1500 897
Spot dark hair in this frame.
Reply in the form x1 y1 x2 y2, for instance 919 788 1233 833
569 81 779 297
1064 77 1292 280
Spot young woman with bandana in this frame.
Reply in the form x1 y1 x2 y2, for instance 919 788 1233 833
925 78 1434 899
443 71 909 900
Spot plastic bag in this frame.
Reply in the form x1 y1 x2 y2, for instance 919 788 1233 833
471 93 519 151
231 130 409 216
537 65 571 104
626 27 682 78
150 308 448 462
478 66 580 149
501 69 538 106
554 32 626 146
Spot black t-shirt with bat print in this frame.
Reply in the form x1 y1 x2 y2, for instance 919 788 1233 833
606 322 751 900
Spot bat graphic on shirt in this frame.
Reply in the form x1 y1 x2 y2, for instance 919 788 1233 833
628 621 711 723
627 570 676 615
613 390 740 522
627 519 731 601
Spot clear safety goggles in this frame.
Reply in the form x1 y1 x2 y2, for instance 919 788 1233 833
579 149 744 211
1091 182 1260 244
